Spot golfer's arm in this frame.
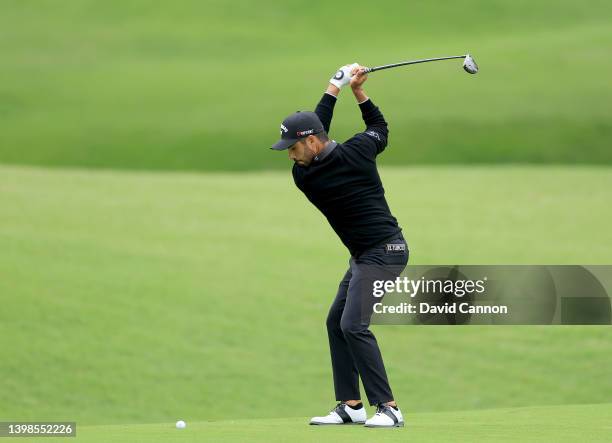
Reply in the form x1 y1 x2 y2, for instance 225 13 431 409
352 87 368 104
354 88 387 130
314 85 339 133
354 87 388 152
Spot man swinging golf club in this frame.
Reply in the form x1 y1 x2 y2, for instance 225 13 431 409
271 64 408 428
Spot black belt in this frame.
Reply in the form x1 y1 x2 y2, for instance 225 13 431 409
351 230 405 258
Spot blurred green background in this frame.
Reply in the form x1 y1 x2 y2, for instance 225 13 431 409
1 1 611 442
1 0 611 170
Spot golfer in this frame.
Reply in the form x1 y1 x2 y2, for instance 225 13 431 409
271 64 408 428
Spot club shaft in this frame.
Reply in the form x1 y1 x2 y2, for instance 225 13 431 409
367 55 467 73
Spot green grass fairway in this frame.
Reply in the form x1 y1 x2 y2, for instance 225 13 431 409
13 403 612 443
3 3 611 440
1 164 611 434
1 1 611 170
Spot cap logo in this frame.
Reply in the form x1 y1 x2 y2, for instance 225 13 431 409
280 124 288 134
297 129 314 137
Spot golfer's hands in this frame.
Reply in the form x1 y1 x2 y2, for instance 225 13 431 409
350 65 368 89
329 63 359 89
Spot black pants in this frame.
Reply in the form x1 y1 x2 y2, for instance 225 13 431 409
326 233 409 406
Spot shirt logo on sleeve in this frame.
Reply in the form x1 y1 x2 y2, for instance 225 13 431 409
365 130 381 141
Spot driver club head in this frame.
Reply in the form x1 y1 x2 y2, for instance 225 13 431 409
463 54 478 74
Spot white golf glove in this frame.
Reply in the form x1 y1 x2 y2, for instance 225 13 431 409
329 63 359 89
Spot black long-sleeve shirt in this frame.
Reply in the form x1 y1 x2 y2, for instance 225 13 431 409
292 93 402 256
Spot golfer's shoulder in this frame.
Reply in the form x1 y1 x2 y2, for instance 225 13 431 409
341 131 385 160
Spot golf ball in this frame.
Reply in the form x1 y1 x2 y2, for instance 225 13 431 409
176 420 186 429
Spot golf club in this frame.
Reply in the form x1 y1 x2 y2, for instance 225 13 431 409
364 54 479 75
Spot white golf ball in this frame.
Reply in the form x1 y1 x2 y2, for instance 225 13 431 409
176 420 186 429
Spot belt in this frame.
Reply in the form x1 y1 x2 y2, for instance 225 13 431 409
351 230 405 258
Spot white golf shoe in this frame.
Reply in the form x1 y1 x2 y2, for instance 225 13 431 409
309 402 367 425
364 403 404 428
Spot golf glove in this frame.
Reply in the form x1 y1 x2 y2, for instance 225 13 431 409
329 63 359 89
